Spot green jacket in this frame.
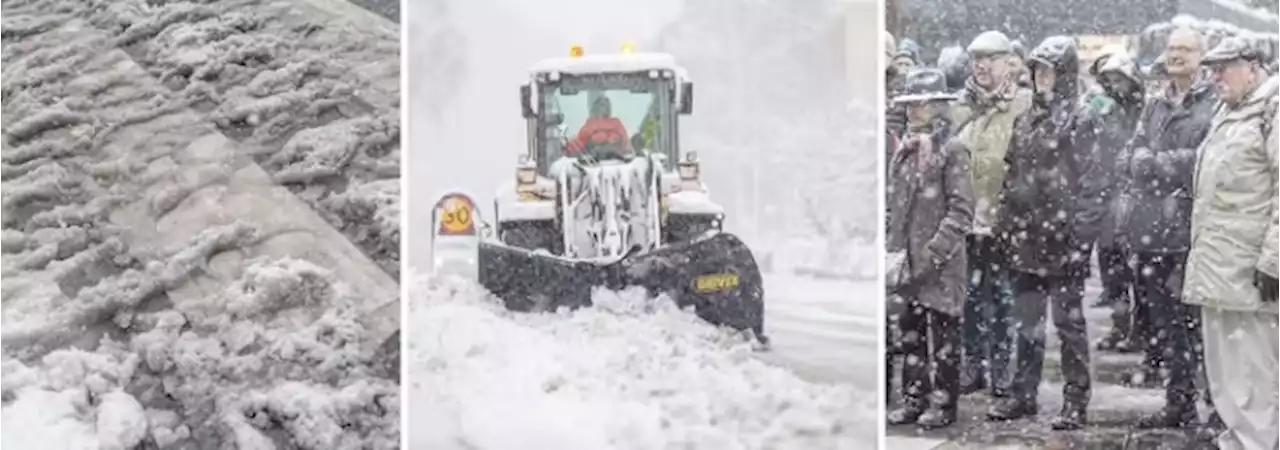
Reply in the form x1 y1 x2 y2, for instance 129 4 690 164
638 112 659 150
950 86 1033 234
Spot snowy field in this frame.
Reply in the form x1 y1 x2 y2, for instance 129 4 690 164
406 270 879 450
1 0 401 447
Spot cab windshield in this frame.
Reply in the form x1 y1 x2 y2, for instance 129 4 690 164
536 72 675 172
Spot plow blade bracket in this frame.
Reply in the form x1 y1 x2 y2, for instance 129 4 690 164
477 233 765 338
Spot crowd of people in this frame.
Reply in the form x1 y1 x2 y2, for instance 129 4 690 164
883 17 1278 450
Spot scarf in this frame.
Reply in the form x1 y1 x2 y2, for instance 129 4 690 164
899 117 948 172
964 76 1018 113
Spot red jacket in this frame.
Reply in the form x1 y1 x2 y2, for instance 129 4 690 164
564 117 631 156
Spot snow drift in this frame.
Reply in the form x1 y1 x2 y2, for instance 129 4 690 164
407 275 874 450
2 256 399 449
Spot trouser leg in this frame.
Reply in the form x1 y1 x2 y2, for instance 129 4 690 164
898 300 930 409
962 236 990 384
1048 271 1092 408
1009 271 1050 405
1135 252 1198 411
1201 308 1280 450
926 309 961 411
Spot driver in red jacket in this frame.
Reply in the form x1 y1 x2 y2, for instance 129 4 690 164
564 96 632 157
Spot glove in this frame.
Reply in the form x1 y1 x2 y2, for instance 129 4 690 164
1129 147 1155 178
1256 271 1278 303
1153 151 1181 179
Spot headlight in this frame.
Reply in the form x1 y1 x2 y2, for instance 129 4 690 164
517 167 537 184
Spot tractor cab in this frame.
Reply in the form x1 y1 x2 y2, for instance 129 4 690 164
515 44 700 194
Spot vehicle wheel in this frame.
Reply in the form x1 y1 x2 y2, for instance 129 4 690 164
500 221 558 252
665 213 720 243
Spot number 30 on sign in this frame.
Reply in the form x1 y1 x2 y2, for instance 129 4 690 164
434 193 477 236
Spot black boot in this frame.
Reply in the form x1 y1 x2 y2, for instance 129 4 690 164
1123 366 1162 388
1136 407 1197 429
959 369 987 395
1050 405 1087 430
1112 336 1140 353
917 407 956 429
1095 328 1128 352
986 397 1037 421
887 404 924 426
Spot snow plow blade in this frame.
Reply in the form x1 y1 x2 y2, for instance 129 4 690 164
621 233 766 338
476 242 600 312
477 233 765 339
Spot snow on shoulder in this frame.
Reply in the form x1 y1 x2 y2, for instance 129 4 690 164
528 53 685 76
408 274 870 450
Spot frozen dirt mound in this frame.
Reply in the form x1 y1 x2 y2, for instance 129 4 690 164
408 275 874 450
1 0 400 447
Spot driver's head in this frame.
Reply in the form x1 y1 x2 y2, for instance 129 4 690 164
590 95 612 118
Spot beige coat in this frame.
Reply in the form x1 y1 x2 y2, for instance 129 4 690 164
1183 76 1278 314
950 86 1032 234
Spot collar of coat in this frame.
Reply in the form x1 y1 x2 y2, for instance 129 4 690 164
965 77 1018 112
1157 71 1215 106
895 125 950 173
1216 75 1279 121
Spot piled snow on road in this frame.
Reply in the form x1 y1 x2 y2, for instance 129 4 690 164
2 255 399 449
408 275 873 450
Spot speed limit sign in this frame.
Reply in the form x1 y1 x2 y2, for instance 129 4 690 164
435 193 477 236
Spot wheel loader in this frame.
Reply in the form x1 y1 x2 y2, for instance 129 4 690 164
430 44 767 341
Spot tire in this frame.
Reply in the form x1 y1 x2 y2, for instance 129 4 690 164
664 213 721 243
499 221 560 253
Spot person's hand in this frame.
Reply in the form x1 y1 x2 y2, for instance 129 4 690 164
1255 270 1278 303
1129 147 1155 177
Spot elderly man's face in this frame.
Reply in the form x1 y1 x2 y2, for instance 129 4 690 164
1164 28 1204 77
970 53 1008 88
1210 59 1258 104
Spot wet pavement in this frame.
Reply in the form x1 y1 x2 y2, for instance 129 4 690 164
888 273 1220 449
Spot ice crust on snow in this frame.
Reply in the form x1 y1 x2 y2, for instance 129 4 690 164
409 275 871 450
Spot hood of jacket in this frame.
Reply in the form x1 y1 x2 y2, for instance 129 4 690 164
1027 36 1080 111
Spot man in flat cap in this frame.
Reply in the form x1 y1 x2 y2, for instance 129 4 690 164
1184 36 1278 450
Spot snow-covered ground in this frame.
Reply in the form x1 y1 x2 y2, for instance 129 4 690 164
406 271 879 450
1 0 401 447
